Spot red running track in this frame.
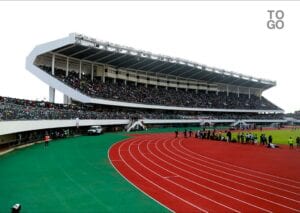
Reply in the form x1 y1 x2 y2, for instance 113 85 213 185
109 133 300 212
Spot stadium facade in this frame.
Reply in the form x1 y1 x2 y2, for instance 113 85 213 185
1 33 297 140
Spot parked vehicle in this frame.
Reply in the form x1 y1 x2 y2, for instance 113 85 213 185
87 126 103 135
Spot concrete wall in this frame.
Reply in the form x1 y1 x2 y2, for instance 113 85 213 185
0 119 129 136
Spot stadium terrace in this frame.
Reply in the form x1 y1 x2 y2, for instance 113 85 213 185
2 33 299 141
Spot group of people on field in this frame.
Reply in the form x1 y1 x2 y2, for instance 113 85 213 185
288 136 300 149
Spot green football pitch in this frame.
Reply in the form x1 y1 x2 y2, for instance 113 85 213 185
0 133 169 213
231 128 300 145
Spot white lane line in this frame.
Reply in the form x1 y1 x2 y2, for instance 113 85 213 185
168 140 300 197
168 140 300 203
151 137 300 209
139 140 271 212
128 140 240 213
108 139 174 213
178 139 300 185
117 139 207 212
156 139 300 212
176 139 300 190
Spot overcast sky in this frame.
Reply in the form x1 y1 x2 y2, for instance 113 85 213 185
0 1 299 113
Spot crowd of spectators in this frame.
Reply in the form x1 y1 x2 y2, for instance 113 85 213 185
0 95 284 121
285 113 300 120
41 66 281 110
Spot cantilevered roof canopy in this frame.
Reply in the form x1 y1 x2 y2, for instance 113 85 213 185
48 33 275 90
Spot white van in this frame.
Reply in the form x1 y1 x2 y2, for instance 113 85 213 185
87 126 103 135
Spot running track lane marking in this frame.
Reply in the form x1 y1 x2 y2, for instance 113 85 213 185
156 138 300 212
128 140 242 213
152 137 300 211
178 139 300 185
152 138 300 212
175 139 300 189
139 139 272 212
117 139 208 212
107 141 174 213
167 140 300 197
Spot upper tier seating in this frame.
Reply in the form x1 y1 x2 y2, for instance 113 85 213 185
41 66 281 110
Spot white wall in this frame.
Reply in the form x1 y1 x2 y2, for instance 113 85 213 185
0 119 129 135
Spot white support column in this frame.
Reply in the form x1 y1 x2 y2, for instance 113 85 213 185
91 64 94 81
135 71 138 86
114 68 117 84
66 57 69 77
226 85 229 96
49 87 55 103
51 54 55 75
79 61 82 79
63 95 72 104
248 88 251 99
103 66 106 83
237 87 240 97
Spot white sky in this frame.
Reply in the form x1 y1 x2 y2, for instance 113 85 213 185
0 1 299 113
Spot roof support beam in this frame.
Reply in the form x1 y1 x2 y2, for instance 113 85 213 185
147 62 168 72
137 60 161 70
105 54 129 64
125 58 149 69
55 44 75 53
177 67 196 77
165 65 185 75
95 52 116 62
81 50 105 60
69 47 92 57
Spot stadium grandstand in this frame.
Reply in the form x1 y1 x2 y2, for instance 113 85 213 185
1 32 299 147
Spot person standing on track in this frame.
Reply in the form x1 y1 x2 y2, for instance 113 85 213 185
175 129 178 138
44 133 50 147
296 136 300 149
288 137 294 149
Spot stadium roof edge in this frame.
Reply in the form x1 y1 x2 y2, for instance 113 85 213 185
72 32 276 87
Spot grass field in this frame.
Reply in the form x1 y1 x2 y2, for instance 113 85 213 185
0 127 299 212
0 133 168 213
231 128 300 145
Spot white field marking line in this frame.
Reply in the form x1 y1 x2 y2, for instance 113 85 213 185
140 140 272 213
154 138 300 205
128 140 239 213
117 139 206 213
107 140 174 213
174 141 300 191
178 139 300 185
152 139 300 212
57 159 111 210
167 140 300 197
